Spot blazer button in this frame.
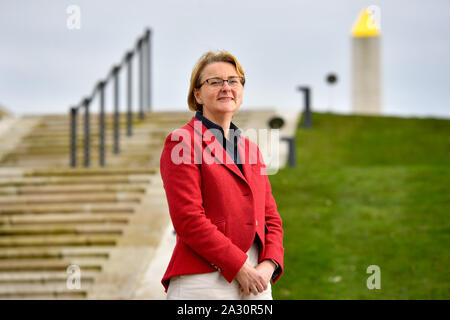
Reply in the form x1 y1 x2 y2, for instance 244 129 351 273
256 220 258 226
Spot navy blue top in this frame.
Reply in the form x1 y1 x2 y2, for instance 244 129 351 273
195 112 244 175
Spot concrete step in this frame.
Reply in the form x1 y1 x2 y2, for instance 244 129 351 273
20 128 168 140
0 247 111 260
30 127 177 138
0 183 148 195
0 281 94 295
0 235 118 248
1 158 155 169
17 129 167 141
13 138 162 150
2 150 155 160
0 258 106 272
9 140 162 154
0 167 157 177
0 213 130 226
0 225 124 236
0 159 158 169
0 175 153 187
0 129 165 143
0 192 143 205
36 117 149 129
32 125 161 136
0 288 88 299
37 112 189 125
0 203 137 215
35 111 154 119
19 133 168 145
0 271 97 284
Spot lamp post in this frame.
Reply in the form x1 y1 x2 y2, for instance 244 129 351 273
326 73 338 110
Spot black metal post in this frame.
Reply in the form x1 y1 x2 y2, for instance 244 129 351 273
138 39 144 120
98 81 106 167
281 137 296 168
113 66 120 154
126 51 133 137
298 86 312 128
142 36 148 113
83 98 90 167
70 107 77 167
145 28 151 111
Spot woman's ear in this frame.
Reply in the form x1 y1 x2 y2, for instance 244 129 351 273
193 88 203 105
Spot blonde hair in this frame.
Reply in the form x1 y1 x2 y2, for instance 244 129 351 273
187 50 246 113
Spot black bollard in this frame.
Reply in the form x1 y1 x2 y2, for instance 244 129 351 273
297 86 312 128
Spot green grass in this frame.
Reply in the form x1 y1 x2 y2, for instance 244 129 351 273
270 112 450 299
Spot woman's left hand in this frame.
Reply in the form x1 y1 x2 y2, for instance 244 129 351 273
255 260 276 286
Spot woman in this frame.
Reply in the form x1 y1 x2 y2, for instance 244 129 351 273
159 50 284 300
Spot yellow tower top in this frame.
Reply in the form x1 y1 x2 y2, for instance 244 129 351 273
351 6 380 37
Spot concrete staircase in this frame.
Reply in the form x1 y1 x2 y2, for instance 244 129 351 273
0 167 166 299
0 111 191 299
0 109 289 299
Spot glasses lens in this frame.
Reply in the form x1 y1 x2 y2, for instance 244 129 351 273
228 77 242 86
207 78 223 86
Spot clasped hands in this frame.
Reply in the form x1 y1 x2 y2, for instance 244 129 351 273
235 260 276 296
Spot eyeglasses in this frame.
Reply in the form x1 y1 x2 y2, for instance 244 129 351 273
197 76 244 89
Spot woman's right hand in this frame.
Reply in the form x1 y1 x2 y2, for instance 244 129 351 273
235 262 267 296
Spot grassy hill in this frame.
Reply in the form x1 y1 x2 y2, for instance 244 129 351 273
270 112 449 299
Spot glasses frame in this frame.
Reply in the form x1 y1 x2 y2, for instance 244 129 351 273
197 76 244 89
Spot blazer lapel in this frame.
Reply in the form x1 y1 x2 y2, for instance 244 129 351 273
237 135 253 183
189 117 250 184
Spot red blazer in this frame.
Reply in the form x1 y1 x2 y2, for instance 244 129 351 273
160 116 284 291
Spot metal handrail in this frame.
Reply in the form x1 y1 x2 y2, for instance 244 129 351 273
70 28 152 167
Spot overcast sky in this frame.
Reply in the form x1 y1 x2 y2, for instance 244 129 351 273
1 0 449 118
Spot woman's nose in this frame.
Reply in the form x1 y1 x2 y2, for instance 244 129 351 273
221 81 232 91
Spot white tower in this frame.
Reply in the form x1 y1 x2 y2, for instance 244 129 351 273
351 6 382 115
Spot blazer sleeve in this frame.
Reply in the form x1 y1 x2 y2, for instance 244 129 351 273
160 133 248 283
258 149 284 283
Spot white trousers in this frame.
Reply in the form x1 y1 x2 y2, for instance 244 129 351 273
166 242 272 300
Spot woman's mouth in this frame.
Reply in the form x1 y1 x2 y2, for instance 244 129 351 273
217 97 233 101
